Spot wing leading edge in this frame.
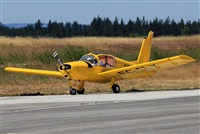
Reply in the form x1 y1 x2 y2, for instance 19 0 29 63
4 67 63 77
97 55 195 78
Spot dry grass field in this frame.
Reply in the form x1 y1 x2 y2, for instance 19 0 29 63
0 35 200 96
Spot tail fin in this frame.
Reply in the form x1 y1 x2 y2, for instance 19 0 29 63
136 31 154 63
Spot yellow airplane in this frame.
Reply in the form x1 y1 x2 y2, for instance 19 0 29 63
5 31 195 95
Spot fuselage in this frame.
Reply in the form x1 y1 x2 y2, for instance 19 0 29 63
59 52 156 83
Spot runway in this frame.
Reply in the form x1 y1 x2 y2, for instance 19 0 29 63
1 90 200 134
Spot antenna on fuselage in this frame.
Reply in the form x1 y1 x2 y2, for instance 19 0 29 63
52 51 64 66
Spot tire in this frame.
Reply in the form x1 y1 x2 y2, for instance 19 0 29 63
77 88 85 94
70 88 76 95
112 84 120 93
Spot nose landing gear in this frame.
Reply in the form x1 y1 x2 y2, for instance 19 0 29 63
69 88 76 95
68 80 85 95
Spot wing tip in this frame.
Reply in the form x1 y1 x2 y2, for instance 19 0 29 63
4 67 13 71
178 55 196 62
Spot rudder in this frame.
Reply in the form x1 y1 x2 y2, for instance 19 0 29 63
136 31 154 63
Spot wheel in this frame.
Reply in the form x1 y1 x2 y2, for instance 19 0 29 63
77 88 85 94
112 84 120 93
70 88 76 95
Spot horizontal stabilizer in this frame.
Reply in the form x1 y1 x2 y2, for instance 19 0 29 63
4 67 63 77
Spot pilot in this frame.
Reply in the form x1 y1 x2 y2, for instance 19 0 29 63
92 58 98 66
99 60 104 66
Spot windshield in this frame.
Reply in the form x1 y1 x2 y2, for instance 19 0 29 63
79 55 95 64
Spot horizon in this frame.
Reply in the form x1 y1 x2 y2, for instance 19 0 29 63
3 16 200 25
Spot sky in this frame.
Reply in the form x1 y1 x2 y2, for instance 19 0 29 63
0 0 199 24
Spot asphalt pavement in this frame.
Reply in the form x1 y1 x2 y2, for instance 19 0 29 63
1 90 200 134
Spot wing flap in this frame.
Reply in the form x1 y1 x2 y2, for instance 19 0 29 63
4 67 63 77
98 55 195 78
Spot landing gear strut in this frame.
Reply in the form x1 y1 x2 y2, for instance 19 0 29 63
110 77 120 93
68 80 85 95
77 81 85 95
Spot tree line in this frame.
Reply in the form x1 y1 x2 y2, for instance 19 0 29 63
0 16 199 38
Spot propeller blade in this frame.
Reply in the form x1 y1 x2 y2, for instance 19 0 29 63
52 51 70 79
52 51 64 66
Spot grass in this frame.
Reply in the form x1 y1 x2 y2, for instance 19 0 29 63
0 35 200 96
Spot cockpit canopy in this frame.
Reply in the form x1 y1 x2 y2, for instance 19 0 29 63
79 54 115 67
79 55 95 64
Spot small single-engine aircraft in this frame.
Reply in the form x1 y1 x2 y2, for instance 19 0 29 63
5 31 195 95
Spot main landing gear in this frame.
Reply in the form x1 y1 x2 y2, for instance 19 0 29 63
111 84 120 93
110 77 120 94
68 77 120 95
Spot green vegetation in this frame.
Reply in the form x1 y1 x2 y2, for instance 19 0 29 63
151 46 200 60
1 35 199 96
0 45 89 66
1 45 199 67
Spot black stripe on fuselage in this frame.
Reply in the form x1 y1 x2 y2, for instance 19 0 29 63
83 61 93 68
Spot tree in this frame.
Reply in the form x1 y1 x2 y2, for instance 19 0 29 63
119 19 125 36
34 19 43 36
112 17 120 36
102 17 112 36
181 26 190 35
57 22 65 38
177 19 185 35
65 22 72 37
47 20 53 37
135 17 142 35
72 21 80 36
90 16 103 36
163 16 171 35
170 19 177 36
152 17 159 36
191 20 200 34
126 19 134 37
0 16 199 37
24 24 34 36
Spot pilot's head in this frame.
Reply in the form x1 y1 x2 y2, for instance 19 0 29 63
93 58 97 63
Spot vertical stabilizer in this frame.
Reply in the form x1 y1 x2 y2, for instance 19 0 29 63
136 31 154 63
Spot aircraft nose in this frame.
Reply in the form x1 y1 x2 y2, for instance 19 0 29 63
71 61 93 68
60 61 92 71
59 61 92 80
59 64 71 70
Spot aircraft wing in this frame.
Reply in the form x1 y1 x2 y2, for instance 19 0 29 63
4 67 63 77
97 55 195 78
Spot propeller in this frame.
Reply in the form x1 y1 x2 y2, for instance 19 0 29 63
52 51 71 80
52 51 66 70
52 51 71 71
53 51 64 66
